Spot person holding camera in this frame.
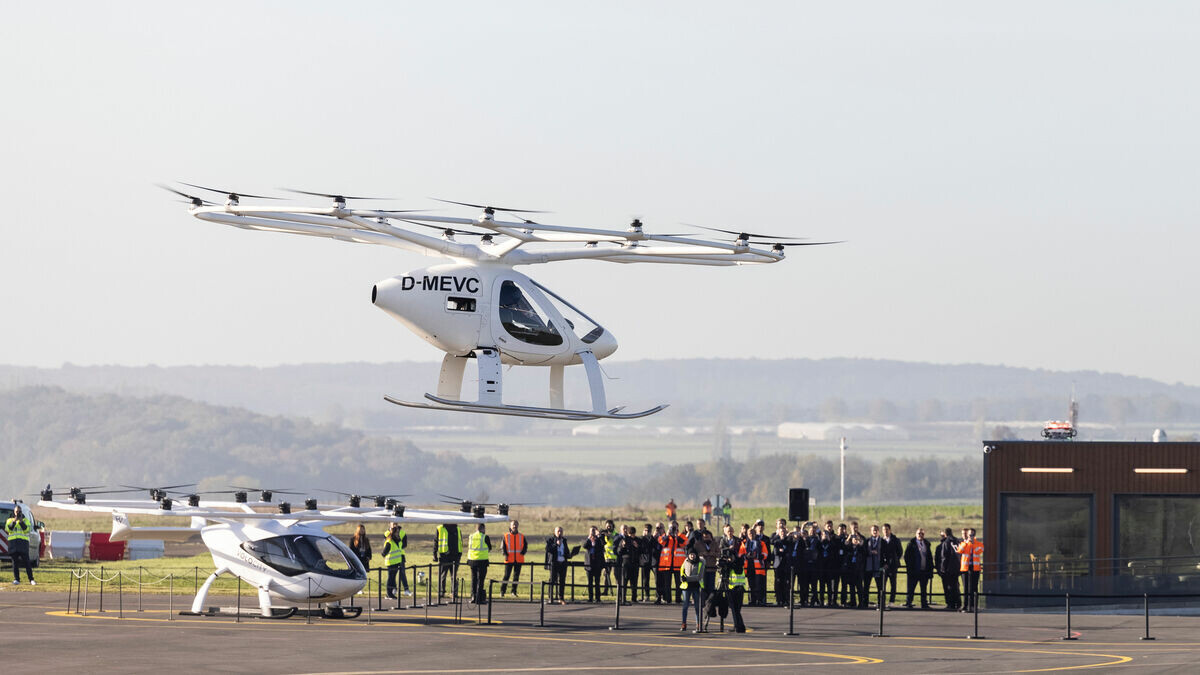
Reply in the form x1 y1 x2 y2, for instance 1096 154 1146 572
582 526 606 602
679 548 705 632
704 548 747 633
657 521 686 603
617 524 641 604
771 519 792 607
4 505 35 585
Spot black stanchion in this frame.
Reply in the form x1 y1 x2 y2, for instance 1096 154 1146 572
1141 593 1155 640
784 571 797 636
872 577 887 637
539 581 546 627
487 580 494 625
99 566 104 613
376 567 384 611
610 578 622 630
168 574 173 620
966 592 984 639
118 571 123 619
236 575 242 623
138 567 143 612
306 577 312 624
1062 593 1077 640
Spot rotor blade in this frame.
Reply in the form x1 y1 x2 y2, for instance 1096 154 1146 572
179 182 282 200
687 224 809 240
280 188 395 201
156 184 216 206
752 240 845 247
396 219 491 237
431 198 548 214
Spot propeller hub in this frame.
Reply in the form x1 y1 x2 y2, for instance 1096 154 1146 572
472 504 486 518
348 495 361 508
187 494 200 507
393 504 406 517
304 498 318 511
277 502 291 515
160 498 173 511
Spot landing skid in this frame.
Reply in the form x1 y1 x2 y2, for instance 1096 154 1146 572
385 347 668 421
385 394 667 421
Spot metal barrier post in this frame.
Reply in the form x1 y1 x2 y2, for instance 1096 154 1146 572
376 567 383 610
66 572 74 614
1062 593 1077 640
487 580 494 625
539 581 546 627
83 571 89 616
1141 593 1155 640
168 574 173 620
306 577 312 624
610 578 621 630
237 575 242 623
872 577 887 637
118 571 123 619
571 565 576 603
412 565 420 608
967 592 984 639
99 566 104 613
784 571 796 636
138 567 143 612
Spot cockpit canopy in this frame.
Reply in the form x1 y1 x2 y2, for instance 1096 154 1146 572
497 278 607 348
241 535 365 580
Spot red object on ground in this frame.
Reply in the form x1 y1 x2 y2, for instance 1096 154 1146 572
88 533 126 561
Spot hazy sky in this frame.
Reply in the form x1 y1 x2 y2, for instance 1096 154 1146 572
3 3 1199 385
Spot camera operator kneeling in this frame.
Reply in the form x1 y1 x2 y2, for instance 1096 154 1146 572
703 549 747 633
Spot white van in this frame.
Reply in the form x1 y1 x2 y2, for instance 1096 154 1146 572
0 500 44 566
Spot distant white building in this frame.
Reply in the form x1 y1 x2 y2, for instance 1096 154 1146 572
777 422 910 441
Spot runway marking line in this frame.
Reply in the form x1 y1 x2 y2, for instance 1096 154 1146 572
39 609 1151 671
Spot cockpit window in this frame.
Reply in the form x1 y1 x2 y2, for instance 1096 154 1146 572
499 280 563 346
530 280 605 344
242 535 364 579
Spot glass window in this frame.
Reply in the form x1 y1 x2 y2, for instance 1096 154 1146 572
446 296 476 312
1001 494 1092 583
1116 496 1200 580
530 280 606 344
241 535 364 579
498 280 563 346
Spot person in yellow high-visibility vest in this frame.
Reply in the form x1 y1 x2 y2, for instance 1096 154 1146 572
4 505 35 585
381 523 408 599
466 523 492 604
434 523 463 600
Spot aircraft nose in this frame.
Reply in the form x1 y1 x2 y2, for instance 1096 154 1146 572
589 328 618 360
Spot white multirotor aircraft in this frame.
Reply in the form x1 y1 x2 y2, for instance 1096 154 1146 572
38 485 507 618
164 183 836 420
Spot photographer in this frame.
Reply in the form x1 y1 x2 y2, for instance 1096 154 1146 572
4 505 35 585
704 547 747 633
771 519 791 607
617 524 640 604
544 526 572 604
679 548 705 631
582 526 605 602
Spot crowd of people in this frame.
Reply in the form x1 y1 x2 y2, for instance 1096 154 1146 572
355 503 984 633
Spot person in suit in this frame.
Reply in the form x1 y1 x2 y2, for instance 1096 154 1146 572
935 528 962 611
864 524 884 607
639 523 659 602
903 528 935 608
582 526 606 602
880 523 903 606
843 533 867 609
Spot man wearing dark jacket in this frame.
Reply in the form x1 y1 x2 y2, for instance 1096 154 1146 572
903 528 935 609
639 523 659 603
935 528 962 611
582 526 606 602
617 524 641 604
880 523 903 606
544 526 572 604
770 519 792 607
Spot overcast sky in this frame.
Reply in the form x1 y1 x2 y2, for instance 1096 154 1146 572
3 2 1199 386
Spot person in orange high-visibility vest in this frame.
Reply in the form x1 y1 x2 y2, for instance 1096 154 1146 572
665 498 677 523
656 522 686 603
701 498 713 522
739 521 770 606
954 528 984 612
500 520 527 597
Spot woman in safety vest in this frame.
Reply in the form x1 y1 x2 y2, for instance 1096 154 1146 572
466 523 492 604
679 548 705 631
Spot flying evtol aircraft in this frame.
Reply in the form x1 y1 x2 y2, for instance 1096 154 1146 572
38 485 507 618
163 183 837 420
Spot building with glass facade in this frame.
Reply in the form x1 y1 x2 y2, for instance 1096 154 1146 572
983 440 1200 606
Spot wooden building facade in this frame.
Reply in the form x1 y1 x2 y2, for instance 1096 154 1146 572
983 440 1200 604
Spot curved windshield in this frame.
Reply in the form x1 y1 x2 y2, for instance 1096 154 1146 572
499 280 563 346
242 535 365 579
530 280 606 344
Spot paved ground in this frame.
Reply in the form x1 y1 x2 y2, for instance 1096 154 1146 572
4 589 1200 673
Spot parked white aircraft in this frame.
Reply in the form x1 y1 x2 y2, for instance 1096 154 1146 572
38 485 506 618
